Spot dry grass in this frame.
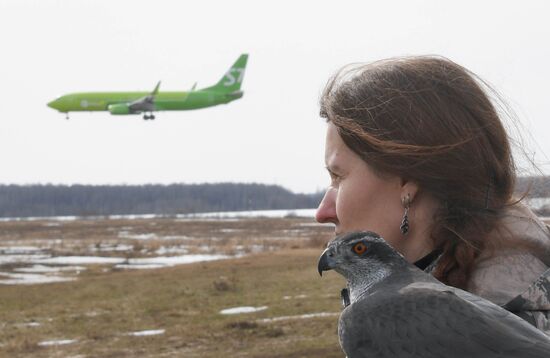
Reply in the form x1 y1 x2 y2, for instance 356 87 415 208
0 216 344 357
0 249 346 357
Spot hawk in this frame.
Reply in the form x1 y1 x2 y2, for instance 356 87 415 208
318 231 550 357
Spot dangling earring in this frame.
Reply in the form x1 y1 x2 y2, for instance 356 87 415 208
400 194 410 235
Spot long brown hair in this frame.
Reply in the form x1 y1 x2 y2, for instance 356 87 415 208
320 56 516 290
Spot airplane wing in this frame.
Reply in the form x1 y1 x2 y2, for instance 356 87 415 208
128 81 161 113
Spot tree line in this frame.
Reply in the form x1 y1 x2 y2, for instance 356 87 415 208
515 176 550 198
0 176 547 218
0 183 324 218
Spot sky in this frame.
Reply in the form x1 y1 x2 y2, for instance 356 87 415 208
1 0 549 194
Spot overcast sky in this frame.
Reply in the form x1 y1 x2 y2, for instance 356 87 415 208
1 0 549 193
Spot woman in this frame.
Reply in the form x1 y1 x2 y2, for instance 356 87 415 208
315 56 550 335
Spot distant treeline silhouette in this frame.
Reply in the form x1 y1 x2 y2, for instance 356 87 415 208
515 176 550 198
0 177 547 218
0 183 324 218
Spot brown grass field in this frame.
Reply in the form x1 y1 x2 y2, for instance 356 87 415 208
3 214 547 357
0 216 348 357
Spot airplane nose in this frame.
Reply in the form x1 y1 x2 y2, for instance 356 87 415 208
47 99 60 110
48 97 67 111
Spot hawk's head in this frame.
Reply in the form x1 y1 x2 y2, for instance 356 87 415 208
317 231 405 284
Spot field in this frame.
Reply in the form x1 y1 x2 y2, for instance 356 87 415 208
0 214 347 357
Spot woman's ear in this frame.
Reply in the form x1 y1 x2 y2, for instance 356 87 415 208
400 179 419 204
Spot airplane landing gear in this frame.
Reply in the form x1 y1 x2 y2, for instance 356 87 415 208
143 113 155 120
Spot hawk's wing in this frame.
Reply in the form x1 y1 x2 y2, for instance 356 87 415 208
339 283 550 358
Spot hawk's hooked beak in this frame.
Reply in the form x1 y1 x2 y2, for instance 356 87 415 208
318 247 336 276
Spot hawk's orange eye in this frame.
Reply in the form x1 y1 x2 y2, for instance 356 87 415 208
353 242 367 255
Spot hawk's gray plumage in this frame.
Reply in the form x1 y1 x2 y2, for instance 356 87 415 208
318 231 550 358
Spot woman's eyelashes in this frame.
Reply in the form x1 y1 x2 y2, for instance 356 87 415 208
327 168 342 186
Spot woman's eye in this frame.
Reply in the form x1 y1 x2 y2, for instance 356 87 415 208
329 171 341 183
326 167 343 187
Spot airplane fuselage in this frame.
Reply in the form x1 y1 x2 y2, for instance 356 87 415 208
48 90 243 114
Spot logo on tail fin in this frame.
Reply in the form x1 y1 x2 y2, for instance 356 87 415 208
223 68 245 86
202 54 248 93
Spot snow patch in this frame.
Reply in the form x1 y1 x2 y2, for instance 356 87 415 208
220 306 268 315
159 235 194 240
115 264 166 270
0 272 76 285
297 222 332 227
35 256 125 265
283 294 308 300
0 254 51 265
258 312 339 323
126 329 165 336
127 254 230 267
0 208 317 222
31 254 230 267
38 339 77 346
0 246 43 254
217 228 243 233
14 265 85 273
181 208 316 219
18 322 41 327
154 246 188 255
118 232 158 240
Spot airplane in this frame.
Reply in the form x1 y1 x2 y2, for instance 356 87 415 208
47 54 248 120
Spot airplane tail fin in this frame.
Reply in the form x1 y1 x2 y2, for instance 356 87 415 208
203 54 248 93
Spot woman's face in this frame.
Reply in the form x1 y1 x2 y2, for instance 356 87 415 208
316 123 405 250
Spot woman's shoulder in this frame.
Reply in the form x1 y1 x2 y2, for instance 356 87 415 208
468 202 550 302
469 250 548 305
467 202 550 335
468 204 550 335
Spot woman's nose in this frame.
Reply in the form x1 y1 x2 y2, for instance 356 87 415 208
315 188 338 224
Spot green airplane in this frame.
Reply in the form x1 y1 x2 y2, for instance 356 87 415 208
47 54 248 120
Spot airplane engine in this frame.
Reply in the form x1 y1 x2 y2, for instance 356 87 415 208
108 103 132 115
